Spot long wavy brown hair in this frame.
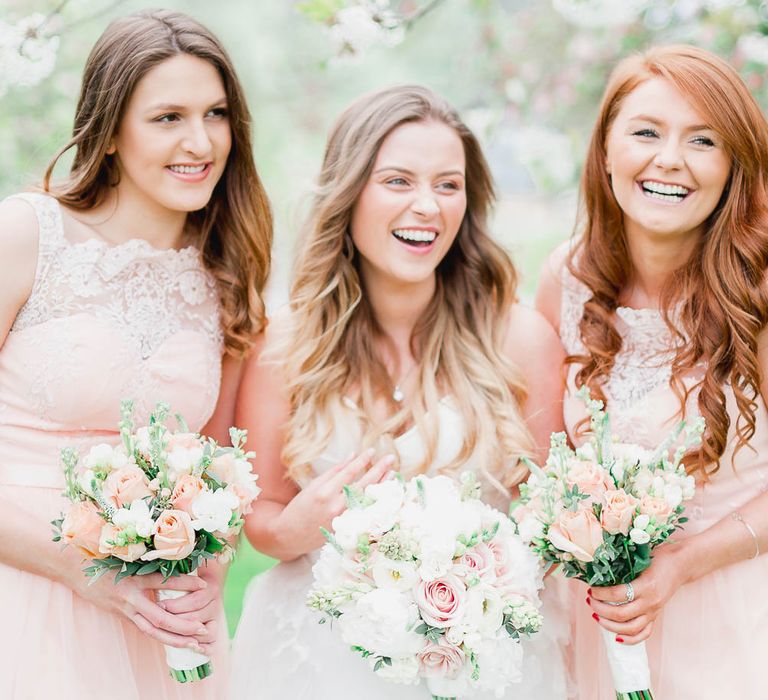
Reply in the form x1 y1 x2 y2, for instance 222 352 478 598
280 85 535 497
43 10 272 354
569 44 768 476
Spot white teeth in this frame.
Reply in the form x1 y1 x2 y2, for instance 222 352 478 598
392 228 437 243
169 164 206 174
642 181 689 197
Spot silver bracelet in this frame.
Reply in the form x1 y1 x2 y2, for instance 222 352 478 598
732 511 760 559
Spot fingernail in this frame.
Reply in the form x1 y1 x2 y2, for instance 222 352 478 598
585 596 591 606
366 447 375 457
616 636 624 643
157 602 167 610
383 455 396 465
587 587 592 596
592 613 599 622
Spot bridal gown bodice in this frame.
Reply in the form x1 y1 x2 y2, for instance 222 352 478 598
230 395 570 700
559 265 768 700
0 192 226 699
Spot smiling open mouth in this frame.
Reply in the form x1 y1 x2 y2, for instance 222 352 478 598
640 180 691 203
391 228 437 247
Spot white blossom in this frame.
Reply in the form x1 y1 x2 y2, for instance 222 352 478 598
0 14 59 98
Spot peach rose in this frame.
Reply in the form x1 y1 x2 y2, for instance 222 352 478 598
141 510 196 561
170 474 207 514
415 574 466 628
548 508 603 562
166 432 201 451
98 524 147 562
61 501 107 558
226 482 256 517
209 452 237 484
566 458 613 504
102 465 153 509
418 638 466 679
600 489 639 535
638 494 673 521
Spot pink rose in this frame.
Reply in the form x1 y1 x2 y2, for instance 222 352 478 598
141 510 196 561
166 432 201 451
415 574 466 628
456 543 495 581
566 458 613 504
61 501 107 559
98 524 147 562
638 494 673 522
102 466 153 509
600 489 639 535
548 508 604 562
418 638 466 679
487 540 512 579
170 474 207 514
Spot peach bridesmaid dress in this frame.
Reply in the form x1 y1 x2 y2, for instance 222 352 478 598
558 266 768 699
0 193 227 699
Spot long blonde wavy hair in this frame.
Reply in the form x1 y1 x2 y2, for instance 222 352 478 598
280 85 535 496
43 10 272 355
568 45 768 477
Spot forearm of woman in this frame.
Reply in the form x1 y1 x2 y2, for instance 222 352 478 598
243 499 313 562
675 490 768 585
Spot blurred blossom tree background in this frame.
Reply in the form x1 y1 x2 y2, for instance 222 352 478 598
3 0 768 631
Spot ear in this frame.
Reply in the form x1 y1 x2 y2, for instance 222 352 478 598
106 141 116 155
604 156 611 175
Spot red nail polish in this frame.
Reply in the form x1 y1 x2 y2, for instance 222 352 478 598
616 636 624 643
592 612 599 622
586 596 591 605
587 587 593 596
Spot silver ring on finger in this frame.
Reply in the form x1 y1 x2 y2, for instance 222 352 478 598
605 581 635 606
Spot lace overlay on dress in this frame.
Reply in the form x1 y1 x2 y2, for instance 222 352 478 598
5 192 223 425
559 267 682 411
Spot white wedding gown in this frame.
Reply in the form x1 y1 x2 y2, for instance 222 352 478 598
229 398 571 699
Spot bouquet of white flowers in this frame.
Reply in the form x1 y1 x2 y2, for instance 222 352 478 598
307 472 543 700
53 400 260 682
512 388 703 700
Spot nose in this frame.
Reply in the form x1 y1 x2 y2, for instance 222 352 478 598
653 137 684 170
181 118 213 158
411 187 440 218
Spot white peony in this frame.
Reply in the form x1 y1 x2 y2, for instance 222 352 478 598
190 489 239 533
338 588 424 658
471 635 524 695
165 446 204 483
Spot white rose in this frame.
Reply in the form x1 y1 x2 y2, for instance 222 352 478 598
338 589 423 658
630 528 651 545
190 489 239 533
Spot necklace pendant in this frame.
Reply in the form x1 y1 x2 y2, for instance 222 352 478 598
392 385 404 402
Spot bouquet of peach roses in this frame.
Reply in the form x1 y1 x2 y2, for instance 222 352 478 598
511 388 703 700
52 400 259 683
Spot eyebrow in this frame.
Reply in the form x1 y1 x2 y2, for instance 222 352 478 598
146 98 228 112
627 115 713 131
373 166 465 177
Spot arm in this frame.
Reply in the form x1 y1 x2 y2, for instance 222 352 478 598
237 311 394 562
0 199 210 651
534 241 571 335
503 304 566 462
588 328 768 643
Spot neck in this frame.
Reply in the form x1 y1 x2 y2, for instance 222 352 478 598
87 185 188 250
623 225 700 308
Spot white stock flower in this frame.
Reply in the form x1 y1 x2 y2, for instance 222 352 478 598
338 588 423 658
629 527 651 545
112 499 153 539
190 489 239 533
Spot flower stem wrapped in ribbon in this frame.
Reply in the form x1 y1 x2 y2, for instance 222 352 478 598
53 400 260 682
511 388 704 700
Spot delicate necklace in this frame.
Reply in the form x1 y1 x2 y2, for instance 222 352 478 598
391 363 417 403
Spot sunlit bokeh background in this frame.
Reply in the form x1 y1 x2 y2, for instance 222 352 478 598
3 0 767 633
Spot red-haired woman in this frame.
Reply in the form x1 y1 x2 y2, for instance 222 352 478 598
537 45 768 698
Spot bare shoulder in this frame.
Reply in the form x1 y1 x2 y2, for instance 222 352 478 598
0 197 40 335
534 239 573 333
503 303 565 370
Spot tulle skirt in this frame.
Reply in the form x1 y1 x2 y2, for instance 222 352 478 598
0 485 228 700
564 552 768 699
230 554 572 700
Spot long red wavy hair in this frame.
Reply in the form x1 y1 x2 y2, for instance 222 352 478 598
568 44 768 477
